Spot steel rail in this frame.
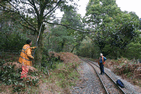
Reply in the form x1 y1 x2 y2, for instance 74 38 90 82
81 58 126 94
87 59 126 94
87 61 109 94
89 61 126 94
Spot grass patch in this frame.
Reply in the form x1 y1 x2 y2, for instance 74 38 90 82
47 61 80 93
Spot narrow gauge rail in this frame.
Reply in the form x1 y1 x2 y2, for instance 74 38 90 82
82 58 126 94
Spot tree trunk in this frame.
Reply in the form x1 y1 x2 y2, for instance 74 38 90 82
71 45 75 53
35 32 43 66
34 24 45 68
61 39 65 52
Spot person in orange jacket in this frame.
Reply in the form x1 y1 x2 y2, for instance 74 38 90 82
18 39 36 66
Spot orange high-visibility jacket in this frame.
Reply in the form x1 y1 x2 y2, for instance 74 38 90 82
18 44 34 66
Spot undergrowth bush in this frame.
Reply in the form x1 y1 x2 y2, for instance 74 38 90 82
0 52 81 93
0 51 20 62
0 60 39 93
105 58 141 86
0 31 27 51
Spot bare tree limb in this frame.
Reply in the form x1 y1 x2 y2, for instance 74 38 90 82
29 0 39 19
43 0 61 18
18 0 37 18
0 3 37 32
40 0 48 17
44 20 91 33
19 21 36 34
19 0 34 8
20 18 37 32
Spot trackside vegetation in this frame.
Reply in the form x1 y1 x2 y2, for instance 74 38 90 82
0 52 81 93
0 0 141 93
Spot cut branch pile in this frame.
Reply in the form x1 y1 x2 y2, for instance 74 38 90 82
3 62 38 72
49 51 81 64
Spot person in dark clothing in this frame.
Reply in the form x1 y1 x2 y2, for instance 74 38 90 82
99 53 106 75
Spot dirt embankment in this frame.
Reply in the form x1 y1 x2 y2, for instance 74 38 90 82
0 52 82 94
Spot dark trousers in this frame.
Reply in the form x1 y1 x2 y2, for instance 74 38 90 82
100 63 104 74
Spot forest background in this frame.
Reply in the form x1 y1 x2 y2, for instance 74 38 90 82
0 0 141 60
0 0 141 93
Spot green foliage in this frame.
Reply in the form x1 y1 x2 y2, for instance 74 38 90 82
45 8 85 53
0 31 27 51
0 64 21 85
0 61 24 92
1 52 19 62
84 0 140 59
76 37 100 58
0 0 80 64
41 52 60 69
123 42 141 59
77 42 93 57
126 72 133 78
0 61 39 93
49 26 74 52
139 19 141 29
0 11 28 51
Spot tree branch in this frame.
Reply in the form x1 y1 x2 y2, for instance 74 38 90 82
19 21 36 34
0 3 37 32
43 0 61 18
29 0 39 18
20 0 34 8
40 0 48 17
20 18 37 32
44 21 91 33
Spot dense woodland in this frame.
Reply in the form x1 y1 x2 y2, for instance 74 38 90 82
0 0 141 60
0 0 141 93
0 0 141 61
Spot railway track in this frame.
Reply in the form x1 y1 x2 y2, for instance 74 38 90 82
81 58 126 94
